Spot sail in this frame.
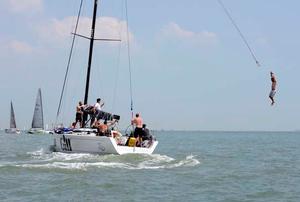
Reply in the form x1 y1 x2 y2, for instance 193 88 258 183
31 88 44 129
10 102 17 129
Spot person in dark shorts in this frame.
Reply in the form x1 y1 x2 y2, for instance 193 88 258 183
131 113 143 146
74 101 84 128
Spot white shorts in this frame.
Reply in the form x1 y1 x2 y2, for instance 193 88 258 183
269 90 276 98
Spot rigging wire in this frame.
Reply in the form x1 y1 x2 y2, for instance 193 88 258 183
56 0 84 123
217 0 261 67
125 0 134 118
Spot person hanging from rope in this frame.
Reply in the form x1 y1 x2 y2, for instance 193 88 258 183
269 71 277 106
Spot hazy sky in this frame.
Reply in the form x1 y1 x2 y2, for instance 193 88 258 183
0 0 299 131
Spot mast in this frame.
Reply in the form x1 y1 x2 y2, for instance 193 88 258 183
83 0 99 124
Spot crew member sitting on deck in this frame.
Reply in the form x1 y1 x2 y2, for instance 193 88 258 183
94 119 108 136
93 119 117 136
131 113 143 146
142 124 151 140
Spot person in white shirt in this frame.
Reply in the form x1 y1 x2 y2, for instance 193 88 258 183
91 98 104 126
94 98 104 111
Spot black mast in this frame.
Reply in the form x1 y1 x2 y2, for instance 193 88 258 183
83 0 98 124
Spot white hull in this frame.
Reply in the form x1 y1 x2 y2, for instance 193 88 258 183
52 132 158 155
27 128 47 134
5 128 21 134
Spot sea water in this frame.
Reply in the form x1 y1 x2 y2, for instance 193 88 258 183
0 131 299 202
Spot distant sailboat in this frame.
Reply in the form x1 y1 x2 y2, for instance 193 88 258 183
5 101 20 134
28 88 45 134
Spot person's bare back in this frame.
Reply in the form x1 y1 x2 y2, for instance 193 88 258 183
132 113 143 128
271 73 277 90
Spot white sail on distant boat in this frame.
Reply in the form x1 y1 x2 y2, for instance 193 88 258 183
52 0 158 155
5 101 20 134
28 88 46 134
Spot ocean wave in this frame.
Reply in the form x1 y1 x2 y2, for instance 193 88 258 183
16 162 132 170
165 154 200 168
0 164 8 168
27 148 98 162
136 154 200 169
9 152 200 171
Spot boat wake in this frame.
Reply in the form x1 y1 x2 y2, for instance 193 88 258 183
1 148 200 171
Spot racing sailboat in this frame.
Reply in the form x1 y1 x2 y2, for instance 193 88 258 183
28 88 46 134
52 0 158 154
5 101 20 134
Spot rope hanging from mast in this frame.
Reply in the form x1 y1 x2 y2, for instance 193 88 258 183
56 0 84 121
217 0 261 67
125 0 134 118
